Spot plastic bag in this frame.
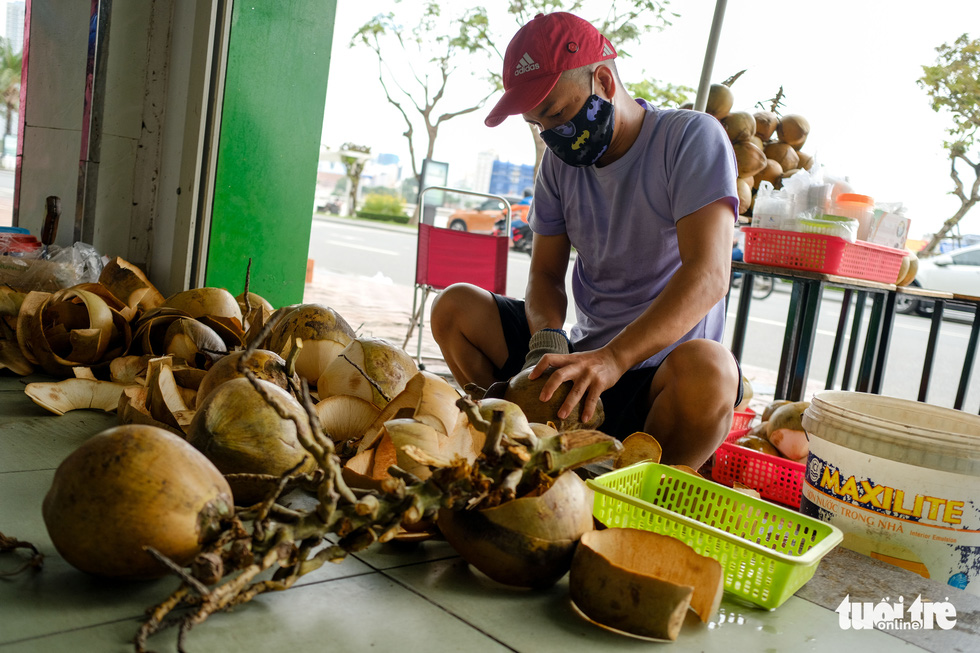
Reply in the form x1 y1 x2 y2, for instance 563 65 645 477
0 242 105 292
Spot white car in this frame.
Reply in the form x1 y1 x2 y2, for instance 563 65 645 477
895 243 980 315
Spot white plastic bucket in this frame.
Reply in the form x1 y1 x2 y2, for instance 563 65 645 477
800 391 980 595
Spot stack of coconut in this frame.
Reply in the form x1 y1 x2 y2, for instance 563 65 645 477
703 83 813 216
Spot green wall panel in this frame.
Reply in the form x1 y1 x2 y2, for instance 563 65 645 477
205 0 337 307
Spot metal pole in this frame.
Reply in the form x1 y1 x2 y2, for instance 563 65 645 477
693 0 728 112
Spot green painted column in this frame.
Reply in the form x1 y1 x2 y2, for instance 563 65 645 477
205 0 337 307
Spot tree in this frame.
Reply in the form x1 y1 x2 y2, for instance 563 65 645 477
917 33 980 257
0 37 22 140
352 3 498 222
625 78 695 109
339 143 371 217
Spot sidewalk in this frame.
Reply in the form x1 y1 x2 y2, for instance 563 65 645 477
303 267 452 377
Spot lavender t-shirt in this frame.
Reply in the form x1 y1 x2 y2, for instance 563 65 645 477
529 101 738 369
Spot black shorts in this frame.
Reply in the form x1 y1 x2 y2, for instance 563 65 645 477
491 294 743 440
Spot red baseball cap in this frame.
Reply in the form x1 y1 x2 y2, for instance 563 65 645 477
485 12 617 128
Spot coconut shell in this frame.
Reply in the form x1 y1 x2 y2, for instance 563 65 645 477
570 528 724 639
436 471 594 589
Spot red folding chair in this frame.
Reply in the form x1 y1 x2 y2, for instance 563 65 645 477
403 187 512 368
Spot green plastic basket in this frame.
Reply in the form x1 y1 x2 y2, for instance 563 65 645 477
587 463 842 610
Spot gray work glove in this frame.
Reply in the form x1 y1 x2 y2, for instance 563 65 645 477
522 328 570 371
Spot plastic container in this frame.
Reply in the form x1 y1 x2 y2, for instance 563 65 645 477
742 227 905 283
801 391 980 595
831 193 874 241
798 215 859 242
589 462 843 609
712 429 805 507
751 192 792 230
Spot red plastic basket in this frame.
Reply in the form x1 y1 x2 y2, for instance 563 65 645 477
712 428 805 508
731 409 755 431
742 227 905 284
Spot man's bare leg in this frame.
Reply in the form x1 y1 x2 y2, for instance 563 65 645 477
643 339 740 468
429 283 511 390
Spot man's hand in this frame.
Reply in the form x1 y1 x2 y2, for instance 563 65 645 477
527 347 626 425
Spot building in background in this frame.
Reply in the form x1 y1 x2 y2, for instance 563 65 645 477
473 150 496 194
6 2 24 53
489 160 534 198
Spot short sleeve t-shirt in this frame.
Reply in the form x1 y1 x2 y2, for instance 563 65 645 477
529 101 738 369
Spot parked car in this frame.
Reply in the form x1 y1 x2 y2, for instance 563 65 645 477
446 197 529 233
895 244 980 315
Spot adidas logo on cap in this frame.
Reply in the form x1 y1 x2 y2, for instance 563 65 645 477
515 53 540 76
602 43 614 57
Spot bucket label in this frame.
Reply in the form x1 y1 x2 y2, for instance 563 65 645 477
804 455 970 527
802 439 980 595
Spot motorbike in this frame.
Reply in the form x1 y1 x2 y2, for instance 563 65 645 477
493 217 533 253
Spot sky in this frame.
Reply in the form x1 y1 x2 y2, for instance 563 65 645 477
323 1 980 239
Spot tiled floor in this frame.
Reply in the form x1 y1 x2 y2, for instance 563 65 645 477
2 373 976 652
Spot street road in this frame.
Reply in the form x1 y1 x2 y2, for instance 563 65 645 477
309 217 980 412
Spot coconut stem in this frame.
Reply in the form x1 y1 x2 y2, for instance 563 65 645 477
144 546 211 597
284 337 302 379
242 259 252 317
0 530 44 576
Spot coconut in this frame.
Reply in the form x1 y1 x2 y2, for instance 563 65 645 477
776 114 809 149
267 304 355 386
763 142 800 173
163 288 243 325
736 177 753 215
721 111 755 143
502 368 604 432
753 111 779 141
42 424 233 579
317 337 418 408
797 151 814 171
195 349 294 409
164 318 227 369
436 470 594 589
704 84 733 120
755 158 784 189
187 377 317 482
733 141 767 178
747 135 765 151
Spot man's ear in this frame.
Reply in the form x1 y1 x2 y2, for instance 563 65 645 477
595 65 616 101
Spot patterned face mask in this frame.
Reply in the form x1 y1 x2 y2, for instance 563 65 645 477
539 77 615 167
